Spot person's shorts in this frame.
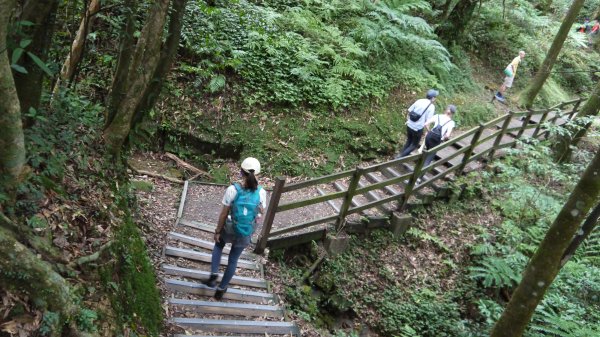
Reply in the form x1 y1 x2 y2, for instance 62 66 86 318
503 75 514 88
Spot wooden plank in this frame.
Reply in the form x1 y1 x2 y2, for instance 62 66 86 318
164 246 259 270
333 181 362 208
268 215 338 238
364 172 401 196
177 180 189 219
353 171 411 195
359 153 420 174
316 187 340 213
171 318 299 335
169 298 283 317
165 279 274 304
256 177 285 254
161 265 267 289
282 170 353 192
168 232 257 260
179 218 216 233
482 114 510 128
267 228 328 250
276 190 346 212
347 192 404 215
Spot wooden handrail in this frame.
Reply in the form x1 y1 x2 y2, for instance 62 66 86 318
282 170 354 192
255 177 285 254
276 190 346 212
254 99 582 249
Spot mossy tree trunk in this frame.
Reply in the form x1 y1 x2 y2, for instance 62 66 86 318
490 150 600 337
561 202 600 265
435 0 478 46
553 80 600 162
105 0 138 128
0 0 26 196
518 0 585 109
103 0 171 155
11 0 59 115
0 217 97 337
130 0 188 127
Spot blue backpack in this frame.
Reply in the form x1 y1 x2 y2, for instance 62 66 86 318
230 183 262 237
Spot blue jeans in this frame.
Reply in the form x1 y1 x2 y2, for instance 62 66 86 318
210 235 249 290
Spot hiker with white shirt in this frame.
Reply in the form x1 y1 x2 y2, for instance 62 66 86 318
396 89 438 158
421 105 457 173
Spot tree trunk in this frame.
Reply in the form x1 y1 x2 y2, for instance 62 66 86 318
0 0 26 195
561 202 600 266
105 0 138 128
51 0 101 97
518 0 585 109
553 80 600 162
131 0 187 128
490 150 600 337
435 0 478 45
103 0 172 155
12 0 59 115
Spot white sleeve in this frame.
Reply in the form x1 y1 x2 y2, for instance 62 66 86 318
259 188 267 209
408 102 416 112
221 185 237 206
445 121 456 138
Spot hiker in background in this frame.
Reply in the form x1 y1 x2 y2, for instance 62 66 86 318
419 105 457 183
202 157 266 300
396 89 438 158
494 50 525 102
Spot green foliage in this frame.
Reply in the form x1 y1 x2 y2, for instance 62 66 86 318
76 308 98 332
469 256 522 289
377 288 466 337
180 0 453 110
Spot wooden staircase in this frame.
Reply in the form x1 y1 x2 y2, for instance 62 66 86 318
163 216 300 336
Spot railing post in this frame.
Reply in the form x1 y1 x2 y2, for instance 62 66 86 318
254 177 285 254
532 108 551 139
515 109 533 142
399 151 427 211
489 111 513 161
334 167 362 231
458 123 485 175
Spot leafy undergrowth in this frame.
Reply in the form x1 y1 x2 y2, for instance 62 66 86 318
269 136 600 336
0 91 162 336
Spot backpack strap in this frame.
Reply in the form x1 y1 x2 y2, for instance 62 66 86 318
232 183 242 203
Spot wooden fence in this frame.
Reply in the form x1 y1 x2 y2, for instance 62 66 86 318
254 98 584 253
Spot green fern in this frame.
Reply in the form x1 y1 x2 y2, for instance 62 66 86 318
207 74 226 93
469 256 521 288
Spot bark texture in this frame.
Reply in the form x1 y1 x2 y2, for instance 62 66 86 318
103 0 171 154
561 202 600 265
0 0 26 191
52 0 101 96
12 0 59 114
553 80 600 162
105 0 138 127
131 0 187 127
518 0 585 109
490 150 600 337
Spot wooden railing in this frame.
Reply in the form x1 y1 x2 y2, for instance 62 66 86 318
254 98 584 253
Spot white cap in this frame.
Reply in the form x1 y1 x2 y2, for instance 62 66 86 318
241 157 261 174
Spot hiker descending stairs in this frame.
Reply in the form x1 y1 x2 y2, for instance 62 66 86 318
162 217 300 336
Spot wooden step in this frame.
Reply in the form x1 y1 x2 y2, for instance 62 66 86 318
169 298 284 317
332 181 362 208
162 265 268 289
164 246 260 270
168 232 257 260
164 279 275 304
364 172 402 196
171 318 299 335
316 187 340 213
179 218 216 233
357 178 390 213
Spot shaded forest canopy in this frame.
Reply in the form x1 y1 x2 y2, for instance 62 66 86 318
0 0 598 336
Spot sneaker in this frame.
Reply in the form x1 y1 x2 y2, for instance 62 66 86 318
214 287 227 300
416 178 422 184
202 274 218 288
